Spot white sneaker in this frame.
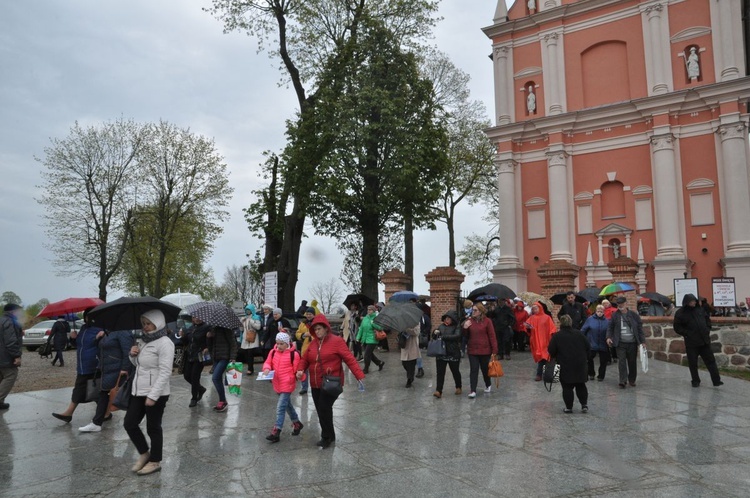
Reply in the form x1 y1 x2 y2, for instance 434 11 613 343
467 392 476 398
79 422 102 433
484 386 492 393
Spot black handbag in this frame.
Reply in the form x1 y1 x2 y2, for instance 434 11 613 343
84 375 101 403
113 374 133 410
322 373 343 399
426 337 446 357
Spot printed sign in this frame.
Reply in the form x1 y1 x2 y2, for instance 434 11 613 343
263 271 278 308
673 278 699 307
712 277 736 307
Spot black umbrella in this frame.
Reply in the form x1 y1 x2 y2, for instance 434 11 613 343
88 296 182 331
372 303 423 333
183 301 243 330
343 293 374 309
467 283 516 301
550 292 587 305
389 291 419 303
638 292 672 306
578 287 602 304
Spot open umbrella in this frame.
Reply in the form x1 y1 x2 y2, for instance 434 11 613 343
472 294 499 302
372 303 423 333
599 282 636 296
389 291 419 303
467 283 516 301
343 293 375 308
550 292 587 305
578 287 602 304
183 301 243 330
37 297 104 318
638 292 672 306
516 292 553 310
160 292 203 308
88 297 181 331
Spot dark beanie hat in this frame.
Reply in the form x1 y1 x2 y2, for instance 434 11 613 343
305 307 316 314
3 303 21 312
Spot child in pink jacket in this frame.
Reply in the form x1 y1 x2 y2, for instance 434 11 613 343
262 332 305 442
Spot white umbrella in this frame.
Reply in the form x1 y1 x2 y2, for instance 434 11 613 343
160 292 203 308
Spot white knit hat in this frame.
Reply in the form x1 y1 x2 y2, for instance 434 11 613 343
276 332 291 345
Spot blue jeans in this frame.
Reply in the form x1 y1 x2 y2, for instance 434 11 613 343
300 370 309 391
274 392 299 429
416 357 423 369
212 359 228 403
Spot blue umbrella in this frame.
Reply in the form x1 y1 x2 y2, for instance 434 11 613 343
389 291 419 303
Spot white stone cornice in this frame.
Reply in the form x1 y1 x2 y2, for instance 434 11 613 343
514 66 542 79
686 178 715 190
525 197 547 207
670 26 712 44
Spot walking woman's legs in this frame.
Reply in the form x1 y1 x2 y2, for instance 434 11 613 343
468 354 480 392
435 359 447 393
478 355 491 388
144 396 169 462
124 396 149 456
212 359 229 403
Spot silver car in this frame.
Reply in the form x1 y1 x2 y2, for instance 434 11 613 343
22 319 82 351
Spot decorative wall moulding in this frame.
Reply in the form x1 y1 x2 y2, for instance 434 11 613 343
574 191 594 201
525 197 548 207
631 185 654 195
670 26 712 44
514 66 543 79
686 178 715 190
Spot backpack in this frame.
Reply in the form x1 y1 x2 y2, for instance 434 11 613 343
269 348 300 368
38 337 53 358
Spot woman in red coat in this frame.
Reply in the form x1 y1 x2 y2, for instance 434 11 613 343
462 303 498 398
296 314 365 448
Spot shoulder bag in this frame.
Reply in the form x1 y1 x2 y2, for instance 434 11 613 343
426 335 446 357
317 338 343 399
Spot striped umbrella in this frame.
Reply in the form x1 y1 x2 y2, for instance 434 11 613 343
599 282 636 296
184 301 242 330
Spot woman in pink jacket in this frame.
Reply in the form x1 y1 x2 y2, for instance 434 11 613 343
262 332 304 443
462 303 498 398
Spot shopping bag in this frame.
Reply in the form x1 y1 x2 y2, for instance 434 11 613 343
225 361 243 396
639 344 649 373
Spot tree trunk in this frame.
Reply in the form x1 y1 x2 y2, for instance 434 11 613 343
276 200 306 311
360 217 380 301
404 211 414 290
447 204 456 268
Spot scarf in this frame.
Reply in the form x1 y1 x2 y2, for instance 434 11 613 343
6 312 20 329
141 328 168 343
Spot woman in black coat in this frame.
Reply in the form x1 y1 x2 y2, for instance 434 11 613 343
432 310 463 398
78 329 134 432
180 320 210 407
50 317 70 366
548 315 591 413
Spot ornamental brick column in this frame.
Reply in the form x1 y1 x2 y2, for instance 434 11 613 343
380 269 411 303
537 260 580 304
379 268 412 351
607 256 639 311
425 266 466 324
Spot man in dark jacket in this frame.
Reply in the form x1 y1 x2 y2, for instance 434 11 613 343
0 303 23 410
673 294 723 387
557 292 586 330
487 299 515 360
606 297 645 389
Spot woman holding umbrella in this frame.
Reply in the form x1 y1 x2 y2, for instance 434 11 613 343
125 309 175 476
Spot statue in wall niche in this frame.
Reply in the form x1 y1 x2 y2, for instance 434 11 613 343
527 85 536 114
686 47 700 80
528 0 536 11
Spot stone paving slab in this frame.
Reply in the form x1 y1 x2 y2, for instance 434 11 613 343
1 352 749 497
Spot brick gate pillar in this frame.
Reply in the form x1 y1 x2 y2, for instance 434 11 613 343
607 256 640 311
537 260 580 317
425 266 466 325
379 268 412 351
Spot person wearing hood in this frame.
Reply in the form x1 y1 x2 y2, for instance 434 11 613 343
295 307 317 394
50 315 71 366
262 332 305 442
179 315 210 407
512 299 530 352
296 314 365 448
673 294 723 387
355 304 385 374
432 310 462 398
239 304 262 376
581 304 611 381
526 302 557 381
124 309 175 476
206 321 238 413
0 303 23 410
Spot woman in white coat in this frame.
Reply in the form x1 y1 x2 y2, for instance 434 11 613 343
124 310 175 476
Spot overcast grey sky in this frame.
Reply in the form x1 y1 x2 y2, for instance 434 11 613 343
0 0 509 307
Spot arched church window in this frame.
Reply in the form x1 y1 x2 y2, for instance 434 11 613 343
601 181 625 219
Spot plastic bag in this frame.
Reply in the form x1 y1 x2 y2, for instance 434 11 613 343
639 344 648 373
225 361 243 396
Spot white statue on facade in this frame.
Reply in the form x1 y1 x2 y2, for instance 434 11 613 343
527 85 536 114
686 47 700 80
528 0 536 11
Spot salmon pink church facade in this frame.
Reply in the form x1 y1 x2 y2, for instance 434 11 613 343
485 0 750 301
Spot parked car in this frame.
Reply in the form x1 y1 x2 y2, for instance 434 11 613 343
22 319 82 351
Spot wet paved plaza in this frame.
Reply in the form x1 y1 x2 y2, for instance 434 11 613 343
2 352 749 497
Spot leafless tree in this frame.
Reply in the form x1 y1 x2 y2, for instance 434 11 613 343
309 278 344 314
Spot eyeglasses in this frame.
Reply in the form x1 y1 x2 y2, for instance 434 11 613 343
471 308 479 312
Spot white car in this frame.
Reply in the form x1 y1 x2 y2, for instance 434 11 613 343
22 319 82 351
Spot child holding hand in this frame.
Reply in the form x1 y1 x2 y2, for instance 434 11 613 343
262 332 305 442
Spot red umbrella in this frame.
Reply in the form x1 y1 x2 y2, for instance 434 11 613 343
38 297 104 318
